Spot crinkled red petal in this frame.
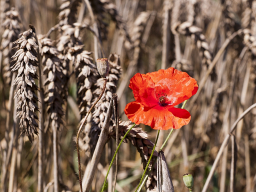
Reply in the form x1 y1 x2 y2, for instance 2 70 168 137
124 102 191 130
147 67 198 106
129 73 158 107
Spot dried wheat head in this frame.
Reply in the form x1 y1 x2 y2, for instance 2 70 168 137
1 7 21 84
11 26 39 142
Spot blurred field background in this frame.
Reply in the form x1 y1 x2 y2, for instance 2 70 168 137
0 0 256 191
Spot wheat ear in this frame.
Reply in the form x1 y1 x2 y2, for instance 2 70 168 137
11 25 39 142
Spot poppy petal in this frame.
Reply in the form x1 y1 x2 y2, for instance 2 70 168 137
148 67 198 106
129 73 158 107
124 102 191 130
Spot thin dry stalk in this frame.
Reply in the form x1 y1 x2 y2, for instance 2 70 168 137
202 103 256 192
220 48 240 192
36 34 45 192
112 94 119 192
236 56 251 140
83 0 100 60
230 135 237 192
117 12 152 99
1 73 15 191
14 136 23 191
83 99 113 192
187 29 242 111
76 78 107 192
161 0 171 70
52 122 59 191
245 134 251 192
181 129 189 173
8 139 17 192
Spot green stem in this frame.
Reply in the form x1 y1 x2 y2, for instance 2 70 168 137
137 175 148 192
135 129 161 192
101 123 136 192
181 100 188 109
160 100 188 151
160 128 173 151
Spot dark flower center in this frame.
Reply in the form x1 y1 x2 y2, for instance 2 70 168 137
159 95 168 106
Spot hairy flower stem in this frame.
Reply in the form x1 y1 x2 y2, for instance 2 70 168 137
101 123 137 192
76 78 107 192
135 129 161 192
160 100 187 151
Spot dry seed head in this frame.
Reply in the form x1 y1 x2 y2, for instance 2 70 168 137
1 7 21 84
11 26 39 142
39 36 65 130
92 54 121 129
89 0 129 41
71 45 99 116
241 29 256 55
96 58 109 77
172 21 217 80
125 11 151 50
78 54 121 156
58 0 82 26
109 121 158 191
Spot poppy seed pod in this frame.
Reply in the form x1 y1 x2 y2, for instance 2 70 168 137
96 58 109 77
183 173 193 190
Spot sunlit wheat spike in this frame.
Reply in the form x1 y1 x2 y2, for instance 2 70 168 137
92 54 121 129
0 0 10 26
113 121 159 192
58 0 82 26
242 0 253 29
89 0 129 41
1 7 21 85
222 0 241 36
11 26 39 142
70 44 99 117
125 11 151 50
241 29 256 55
78 54 121 156
39 36 65 130
172 21 217 80
172 0 194 24
72 45 99 157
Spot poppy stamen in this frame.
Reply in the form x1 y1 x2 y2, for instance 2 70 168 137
159 95 168 106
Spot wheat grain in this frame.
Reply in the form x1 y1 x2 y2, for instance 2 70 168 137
11 26 39 142
89 0 127 40
1 8 21 85
39 36 65 130
172 21 217 80
58 0 82 26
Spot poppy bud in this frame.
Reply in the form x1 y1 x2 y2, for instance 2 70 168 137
96 58 109 78
183 173 193 190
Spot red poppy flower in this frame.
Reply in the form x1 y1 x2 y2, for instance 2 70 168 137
124 67 198 130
